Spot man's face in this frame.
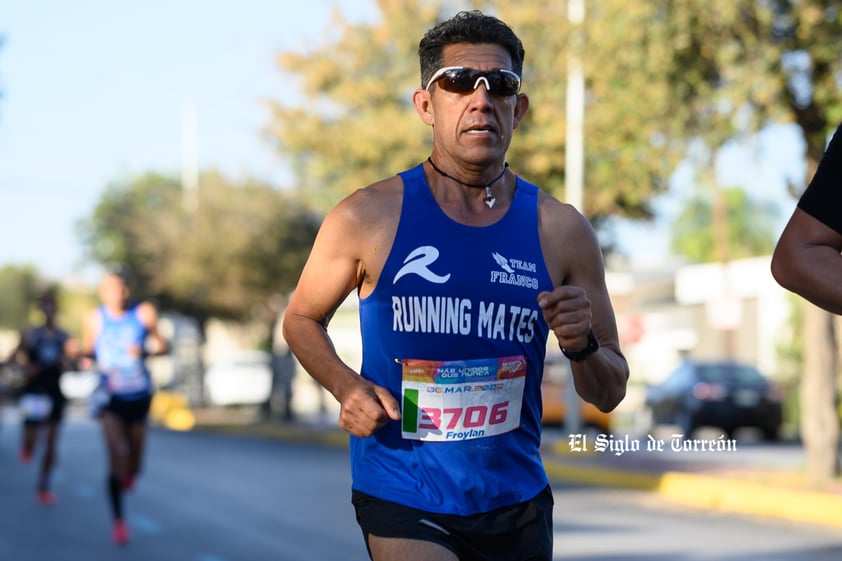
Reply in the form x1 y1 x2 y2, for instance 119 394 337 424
99 274 128 309
39 298 57 320
423 43 528 167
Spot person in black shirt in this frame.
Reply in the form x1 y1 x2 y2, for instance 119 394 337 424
772 123 842 314
7 290 78 505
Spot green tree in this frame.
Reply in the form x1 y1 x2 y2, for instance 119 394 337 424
267 0 842 483
670 186 778 263
0 265 39 330
586 0 842 485
266 0 437 211
266 0 695 228
768 0 842 486
613 0 842 484
77 171 321 329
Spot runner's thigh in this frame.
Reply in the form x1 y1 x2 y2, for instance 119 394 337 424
368 535 458 561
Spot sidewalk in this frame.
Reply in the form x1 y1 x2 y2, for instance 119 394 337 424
541 431 842 530
183 406 842 531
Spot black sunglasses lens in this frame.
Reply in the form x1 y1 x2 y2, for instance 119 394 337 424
438 69 519 95
488 72 520 95
440 69 477 93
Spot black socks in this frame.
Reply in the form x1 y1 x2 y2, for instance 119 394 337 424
108 474 123 520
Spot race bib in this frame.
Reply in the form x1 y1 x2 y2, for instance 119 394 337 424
106 365 149 395
401 356 526 442
19 394 53 422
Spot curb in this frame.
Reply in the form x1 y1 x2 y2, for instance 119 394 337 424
150 391 196 432
188 418 842 530
541 458 842 530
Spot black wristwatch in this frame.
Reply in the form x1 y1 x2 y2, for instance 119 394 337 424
561 329 600 362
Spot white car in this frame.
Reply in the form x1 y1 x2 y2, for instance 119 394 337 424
203 351 273 407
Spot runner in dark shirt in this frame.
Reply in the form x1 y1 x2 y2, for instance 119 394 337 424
7 290 78 505
772 122 842 314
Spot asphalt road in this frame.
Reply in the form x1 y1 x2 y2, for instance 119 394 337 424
1 406 840 561
1 405 365 561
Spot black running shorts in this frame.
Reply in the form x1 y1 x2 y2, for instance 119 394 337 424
102 394 152 423
352 485 554 561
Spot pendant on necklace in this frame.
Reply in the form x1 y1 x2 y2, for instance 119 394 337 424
484 186 496 208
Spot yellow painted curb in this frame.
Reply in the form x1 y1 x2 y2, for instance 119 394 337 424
189 419 842 530
544 459 842 530
150 390 195 432
163 408 196 432
657 472 842 529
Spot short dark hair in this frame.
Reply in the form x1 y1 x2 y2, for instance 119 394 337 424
37 286 58 307
103 263 134 289
418 10 525 89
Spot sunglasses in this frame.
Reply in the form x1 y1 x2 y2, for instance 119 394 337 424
424 66 521 97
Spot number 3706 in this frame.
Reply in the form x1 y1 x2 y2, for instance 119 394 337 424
418 401 510 430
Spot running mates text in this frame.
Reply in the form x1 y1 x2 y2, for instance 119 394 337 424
391 296 538 343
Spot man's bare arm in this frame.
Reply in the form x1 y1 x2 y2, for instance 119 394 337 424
282 189 401 437
772 208 842 315
539 202 629 412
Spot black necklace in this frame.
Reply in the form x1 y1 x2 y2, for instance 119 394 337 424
427 157 509 208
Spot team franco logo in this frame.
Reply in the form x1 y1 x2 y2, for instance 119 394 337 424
490 252 539 289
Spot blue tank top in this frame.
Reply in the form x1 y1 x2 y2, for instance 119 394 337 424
94 304 153 400
352 163 554 515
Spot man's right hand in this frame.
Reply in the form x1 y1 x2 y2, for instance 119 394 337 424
337 378 401 437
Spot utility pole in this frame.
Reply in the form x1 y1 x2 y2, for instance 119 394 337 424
564 0 585 435
565 0 585 212
706 170 741 358
181 98 199 213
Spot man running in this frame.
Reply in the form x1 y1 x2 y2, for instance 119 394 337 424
8 290 77 505
283 11 628 560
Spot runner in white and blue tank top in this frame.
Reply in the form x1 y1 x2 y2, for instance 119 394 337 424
353 163 552 515
83 268 167 545
93 303 153 402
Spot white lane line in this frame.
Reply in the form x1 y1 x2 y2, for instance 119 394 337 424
127 512 164 535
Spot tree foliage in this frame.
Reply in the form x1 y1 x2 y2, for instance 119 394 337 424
0 265 39 330
76 171 321 326
653 0 842 483
265 0 842 481
265 0 437 211
265 0 700 229
670 186 778 263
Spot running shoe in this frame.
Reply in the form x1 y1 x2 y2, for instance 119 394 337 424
111 519 131 545
19 449 33 464
37 490 58 506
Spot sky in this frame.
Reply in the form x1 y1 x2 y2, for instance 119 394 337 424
0 0 377 284
0 1 808 285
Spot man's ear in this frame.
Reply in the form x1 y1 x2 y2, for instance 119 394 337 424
513 93 529 129
413 89 435 126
